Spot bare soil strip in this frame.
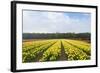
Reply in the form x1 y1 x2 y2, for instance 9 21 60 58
58 41 68 61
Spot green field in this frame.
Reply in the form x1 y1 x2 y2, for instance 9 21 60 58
22 39 91 63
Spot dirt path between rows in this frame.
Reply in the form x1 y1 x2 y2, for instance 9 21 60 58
58 41 68 61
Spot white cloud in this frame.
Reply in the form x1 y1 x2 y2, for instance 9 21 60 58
23 11 91 33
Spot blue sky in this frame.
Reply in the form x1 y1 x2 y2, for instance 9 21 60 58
23 10 91 33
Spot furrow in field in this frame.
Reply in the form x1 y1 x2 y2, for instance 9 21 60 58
58 41 68 61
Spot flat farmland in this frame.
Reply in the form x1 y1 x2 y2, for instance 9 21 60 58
22 39 91 63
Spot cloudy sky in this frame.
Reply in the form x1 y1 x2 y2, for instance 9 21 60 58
23 10 91 33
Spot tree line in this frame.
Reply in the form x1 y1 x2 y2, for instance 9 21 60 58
23 32 90 40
